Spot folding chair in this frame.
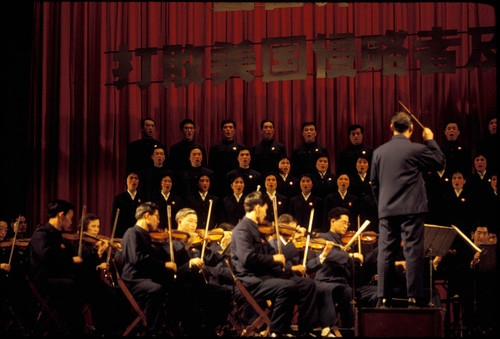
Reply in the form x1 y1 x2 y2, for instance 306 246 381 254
25 274 66 335
112 257 147 336
224 258 271 337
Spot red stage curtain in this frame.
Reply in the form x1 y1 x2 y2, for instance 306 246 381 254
29 2 496 235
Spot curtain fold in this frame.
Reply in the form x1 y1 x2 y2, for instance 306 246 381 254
29 2 496 235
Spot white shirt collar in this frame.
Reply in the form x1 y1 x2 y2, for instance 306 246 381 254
128 189 137 200
161 191 170 201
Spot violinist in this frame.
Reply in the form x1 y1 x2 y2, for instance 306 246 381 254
170 208 232 336
7 215 29 239
75 213 122 335
120 202 177 335
231 191 319 337
0 220 11 273
25 199 89 334
314 207 377 334
269 214 341 337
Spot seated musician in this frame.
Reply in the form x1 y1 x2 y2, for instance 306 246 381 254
170 208 232 336
121 202 177 335
0 220 11 273
25 199 90 334
76 213 122 335
231 191 319 337
315 207 377 332
269 213 342 338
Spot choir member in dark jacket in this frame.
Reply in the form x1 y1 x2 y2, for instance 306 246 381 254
111 172 144 238
291 122 329 177
311 155 336 199
349 156 378 231
336 124 373 177
152 174 184 230
176 146 214 200
261 172 289 223
138 145 173 201
222 176 246 226
126 117 167 175
276 156 300 198
250 119 287 176
440 121 471 176
289 174 323 231
423 163 452 225
467 153 493 203
186 175 221 230
323 174 360 232
225 147 262 196
168 118 207 173
208 119 246 197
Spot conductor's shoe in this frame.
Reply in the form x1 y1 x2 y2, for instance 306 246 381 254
408 297 418 308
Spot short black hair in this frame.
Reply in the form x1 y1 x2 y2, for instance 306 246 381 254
244 191 266 213
260 119 274 129
141 117 156 128
221 119 236 130
135 202 159 221
151 145 167 156
328 207 350 223
348 124 364 134
391 112 412 133
82 213 100 232
180 118 195 130
301 121 317 131
237 147 251 156
444 120 460 131
299 173 314 182
48 199 75 218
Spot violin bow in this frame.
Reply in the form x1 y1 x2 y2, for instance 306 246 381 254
302 209 315 267
200 199 213 261
272 196 285 272
78 205 87 258
106 208 119 266
7 214 22 266
357 215 363 267
398 100 425 129
167 205 176 280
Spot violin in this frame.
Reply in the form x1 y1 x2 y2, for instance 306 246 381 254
258 221 275 235
150 229 190 243
195 228 225 244
341 230 378 245
0 238 30 249
294 237 327 252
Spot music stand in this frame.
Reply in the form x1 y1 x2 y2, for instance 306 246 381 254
424 224 458 306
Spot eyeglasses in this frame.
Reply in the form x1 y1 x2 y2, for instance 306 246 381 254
339 219 351 226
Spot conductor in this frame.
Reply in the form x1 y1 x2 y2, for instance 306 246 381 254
370 111 445 307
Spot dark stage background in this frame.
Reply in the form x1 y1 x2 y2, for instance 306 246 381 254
0 2 497 236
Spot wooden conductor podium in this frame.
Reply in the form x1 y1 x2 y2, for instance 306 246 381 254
356 224 455 337
356 307 445 337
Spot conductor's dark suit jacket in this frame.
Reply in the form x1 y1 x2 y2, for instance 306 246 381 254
370 135 445 218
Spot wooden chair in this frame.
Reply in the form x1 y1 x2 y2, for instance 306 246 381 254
112 257 148 336
224 258 272 337
25 274 66 335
